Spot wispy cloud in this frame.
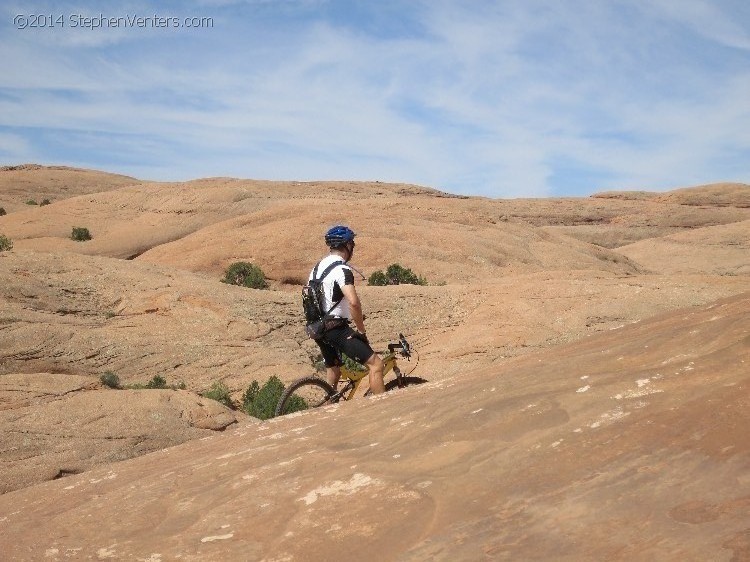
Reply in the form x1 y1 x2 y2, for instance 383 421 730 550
647 0 750 51
0 0 747 196
0 131 31 161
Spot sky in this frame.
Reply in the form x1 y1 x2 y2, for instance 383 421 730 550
0 0 748 197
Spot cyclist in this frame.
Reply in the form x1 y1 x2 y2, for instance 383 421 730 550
309 225 385 394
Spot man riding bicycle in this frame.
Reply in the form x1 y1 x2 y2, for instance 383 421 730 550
309 225 385 394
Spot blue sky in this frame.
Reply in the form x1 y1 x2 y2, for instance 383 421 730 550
1 0 748 197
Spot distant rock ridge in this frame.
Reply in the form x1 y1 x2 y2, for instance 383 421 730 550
592 182 749 208
1 163 47 171
0 163 136 177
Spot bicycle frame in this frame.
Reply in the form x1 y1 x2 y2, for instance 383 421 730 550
330 351 401 401
274 333 420 417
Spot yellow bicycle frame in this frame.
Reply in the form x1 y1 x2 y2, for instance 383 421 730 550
337 351 399 399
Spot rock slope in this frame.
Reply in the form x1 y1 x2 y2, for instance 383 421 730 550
0 292 746 560
0 373 240 494
1 169 749 556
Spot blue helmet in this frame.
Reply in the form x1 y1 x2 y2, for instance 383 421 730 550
324 225 356 248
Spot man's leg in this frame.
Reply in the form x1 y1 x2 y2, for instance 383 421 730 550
317 339 341 389
366 353 385 394
326 366 342 389
325 326 383 393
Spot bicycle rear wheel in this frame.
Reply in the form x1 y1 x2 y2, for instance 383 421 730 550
274 376 336 417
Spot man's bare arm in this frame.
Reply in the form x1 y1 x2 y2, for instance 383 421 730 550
341 284 366 334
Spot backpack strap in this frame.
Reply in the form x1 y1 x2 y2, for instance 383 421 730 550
313 260 345 316
314 260 345 281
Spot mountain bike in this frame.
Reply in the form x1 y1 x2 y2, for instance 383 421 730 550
274 333 427 417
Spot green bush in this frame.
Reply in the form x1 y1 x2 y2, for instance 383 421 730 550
202 381 234 409
26 200 37 205
242 376 285 420
243 380 261 407
312 353 364 374
221 261 268 289
0 235 12 252
368 270 388 286
145 374 167 389
123 374 185 390
368 263 427 286
342 353 366 372
125 374 167 390
100 371 120 389
276 390 308 415
71 227 92 241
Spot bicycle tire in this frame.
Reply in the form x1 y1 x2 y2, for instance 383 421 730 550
364 376 429 396
274 376 336 417
384 376 428 391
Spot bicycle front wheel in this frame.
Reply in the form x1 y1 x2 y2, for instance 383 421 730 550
384 376 428 391
365 376 429 396
274 376 336 417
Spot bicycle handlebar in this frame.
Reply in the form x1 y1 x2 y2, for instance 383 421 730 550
399 333 411 356
387 333 412 358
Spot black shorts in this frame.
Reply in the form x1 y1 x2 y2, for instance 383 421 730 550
317 324 375 368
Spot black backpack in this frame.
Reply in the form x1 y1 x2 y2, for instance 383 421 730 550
302 260 344 338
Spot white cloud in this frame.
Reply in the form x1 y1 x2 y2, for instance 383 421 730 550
0 0 747 195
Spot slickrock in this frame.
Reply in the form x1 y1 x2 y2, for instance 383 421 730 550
1 169 748 559
0 373 241 493
0 293 746 560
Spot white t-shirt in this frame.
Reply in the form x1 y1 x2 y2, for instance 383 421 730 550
308 254 355 319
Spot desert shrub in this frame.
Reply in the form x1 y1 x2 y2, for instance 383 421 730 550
40 199 51 206
71 227 92 241
0 235 12 252
368 270 388 286
312 353 364 373
368 263 427 286
100 371 120 389
122 374 184 390
202 381 234 409
0 207 6 216
243 380 261 406
221 261 268 289
342 353 366 372
242 376 285 420
123 374 168 390
26 200 37 205
276 389 308 415
145 374 167 389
